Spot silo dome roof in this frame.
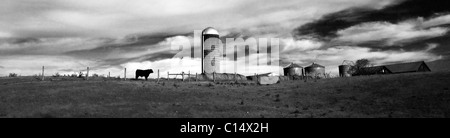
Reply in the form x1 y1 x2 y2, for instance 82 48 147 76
202 27 219 35
306 63 325 68
284 62 303 68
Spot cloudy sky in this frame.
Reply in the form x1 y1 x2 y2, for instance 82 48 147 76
1 0 449 77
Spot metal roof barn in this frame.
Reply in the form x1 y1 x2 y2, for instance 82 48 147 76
384 61 431 73
355 61 431 76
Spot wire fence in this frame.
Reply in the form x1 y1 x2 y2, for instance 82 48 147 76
2 66 333 84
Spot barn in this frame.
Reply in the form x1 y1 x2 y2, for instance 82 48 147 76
384 61 431 74
354 66 391 76
355 61 431 76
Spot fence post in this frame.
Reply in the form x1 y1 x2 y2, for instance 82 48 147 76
213 72 215 82
305 73 308 82
182 72 184 82
86 67 89 80
195 73 198 82
157 69 160 83
188 71 191 82
124 68 126 80
108 72 110 78
234 72 237 82
255 73 257 83
42 66 45 81
167 71 169 80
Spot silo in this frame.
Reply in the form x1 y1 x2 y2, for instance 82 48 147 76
201 27 221 73
305 62 325 77
283 63 303 76
338 65 351 77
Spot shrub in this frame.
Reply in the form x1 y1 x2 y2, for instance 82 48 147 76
9 73 18 77
78 72 84 78
52 72 61 77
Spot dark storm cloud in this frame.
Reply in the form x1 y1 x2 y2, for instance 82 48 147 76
402 33 450 56
0 37 114 56
64 32 183 58
0 37 41 44
90 52 178 69
141 53 177 62
58 32 195 70
0 32 187 76
293 0 450 39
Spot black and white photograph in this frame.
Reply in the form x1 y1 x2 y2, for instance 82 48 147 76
0 0 449 135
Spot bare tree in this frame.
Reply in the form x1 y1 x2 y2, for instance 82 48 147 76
350 58 371 75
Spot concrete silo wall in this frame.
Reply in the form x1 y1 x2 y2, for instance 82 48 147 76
203 34 221 73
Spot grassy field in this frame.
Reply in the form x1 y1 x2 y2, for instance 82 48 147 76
0 71 449 118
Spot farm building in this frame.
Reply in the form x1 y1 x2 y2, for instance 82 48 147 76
384 61 431 73
354 61 431 76
354 66 391 76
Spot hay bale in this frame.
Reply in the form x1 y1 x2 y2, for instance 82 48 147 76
258 76 279 85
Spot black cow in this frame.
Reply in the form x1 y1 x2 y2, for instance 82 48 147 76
135 69 154 80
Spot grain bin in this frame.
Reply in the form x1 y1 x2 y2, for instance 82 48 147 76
283 63 303 76
338 65 352 77
305 62 325 77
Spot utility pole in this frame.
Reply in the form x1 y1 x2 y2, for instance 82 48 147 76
42 66 45 81
124 68 127 80
86 67 89 80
